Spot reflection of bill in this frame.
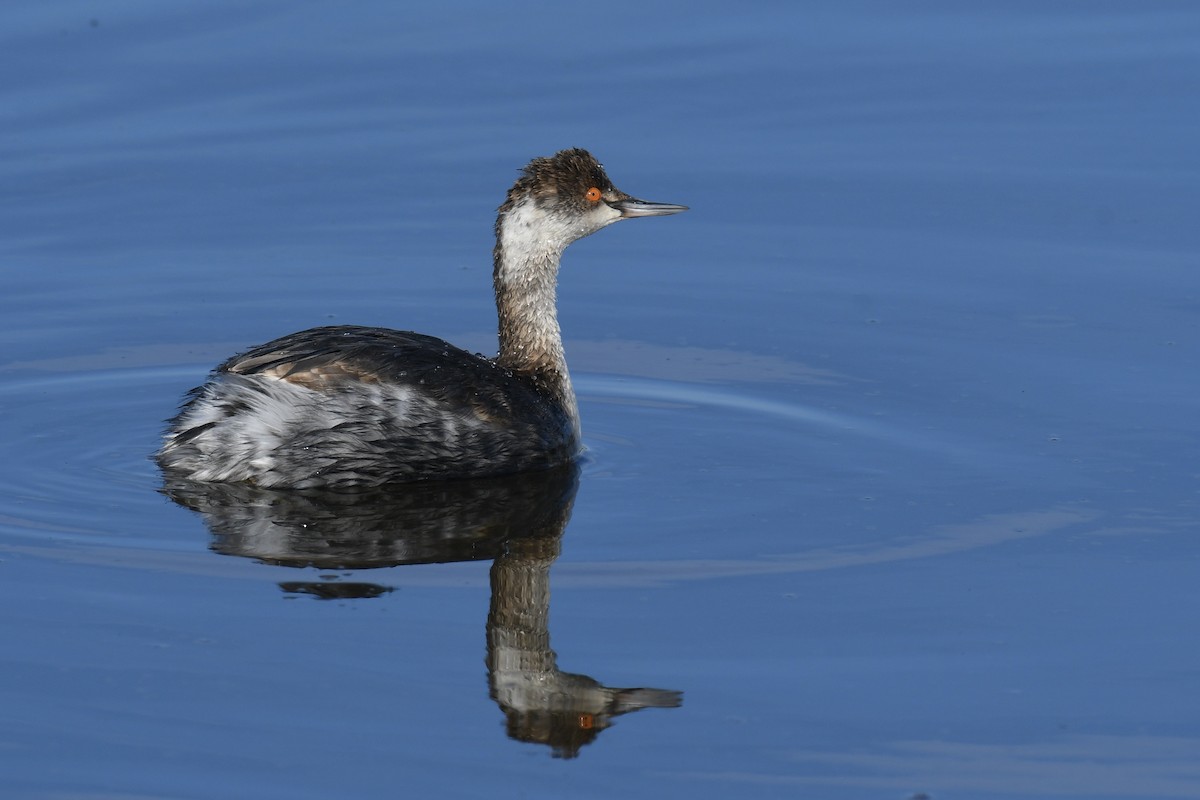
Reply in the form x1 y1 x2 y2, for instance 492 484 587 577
162 464 681 758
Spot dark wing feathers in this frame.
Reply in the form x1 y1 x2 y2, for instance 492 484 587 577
217 325 552 425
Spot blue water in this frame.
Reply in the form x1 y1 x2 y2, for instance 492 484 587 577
2 2 1199 798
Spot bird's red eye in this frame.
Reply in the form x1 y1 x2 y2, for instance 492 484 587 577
585 187 602 202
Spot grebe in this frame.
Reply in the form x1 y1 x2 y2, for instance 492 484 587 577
157 148 686 489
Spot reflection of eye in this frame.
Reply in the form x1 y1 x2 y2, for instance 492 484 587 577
585 187 602 203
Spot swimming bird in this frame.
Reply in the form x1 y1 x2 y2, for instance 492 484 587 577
157 148 686 489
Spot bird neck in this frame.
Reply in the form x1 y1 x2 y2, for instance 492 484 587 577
492 198 579 429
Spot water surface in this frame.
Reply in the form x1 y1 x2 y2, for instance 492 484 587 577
2 3 1199 799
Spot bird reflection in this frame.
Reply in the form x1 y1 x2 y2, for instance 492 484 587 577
162 465 681 758
487 530 682 757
